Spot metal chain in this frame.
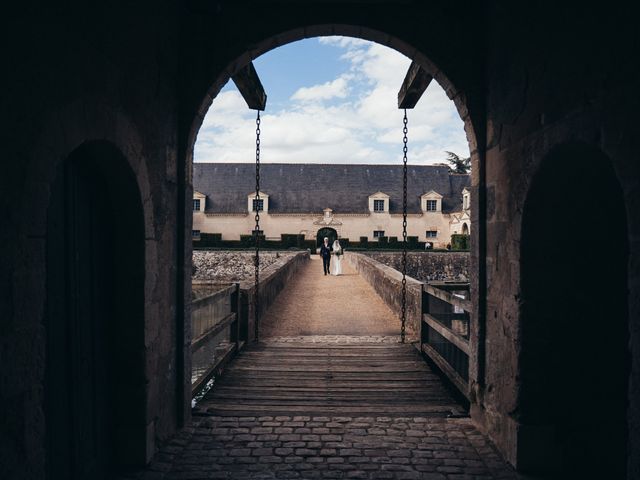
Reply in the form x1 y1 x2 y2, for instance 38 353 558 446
254 110 261 343
401 109 408 344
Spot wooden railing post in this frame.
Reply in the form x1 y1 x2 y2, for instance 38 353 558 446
230 282 240 348
421 284 428 345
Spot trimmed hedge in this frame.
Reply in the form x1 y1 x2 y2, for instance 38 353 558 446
194 232 459 252
451 233 470 250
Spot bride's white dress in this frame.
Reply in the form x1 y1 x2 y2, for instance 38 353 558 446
331 252 342 275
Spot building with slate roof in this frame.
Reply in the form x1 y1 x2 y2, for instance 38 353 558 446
192 163 471 248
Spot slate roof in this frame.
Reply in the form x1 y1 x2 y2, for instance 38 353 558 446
193 163 470 214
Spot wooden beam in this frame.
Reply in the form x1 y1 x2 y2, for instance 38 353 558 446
397 61 433 109
232 62 267 111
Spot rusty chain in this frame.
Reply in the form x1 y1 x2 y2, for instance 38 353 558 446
401 109 408 344
254 110 261 343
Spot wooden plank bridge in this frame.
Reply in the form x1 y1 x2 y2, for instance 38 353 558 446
202 340 465 418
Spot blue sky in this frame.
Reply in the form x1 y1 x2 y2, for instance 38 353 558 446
194 37 469 165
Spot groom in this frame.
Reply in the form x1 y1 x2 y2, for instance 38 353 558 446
319 236 332 275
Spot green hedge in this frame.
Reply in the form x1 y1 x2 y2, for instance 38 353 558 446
194 232 466 252
281 233 305 248
451 234 470 250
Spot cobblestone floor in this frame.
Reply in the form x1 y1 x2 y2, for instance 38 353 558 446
142 415 517 479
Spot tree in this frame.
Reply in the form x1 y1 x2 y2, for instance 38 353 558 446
444 151 471 174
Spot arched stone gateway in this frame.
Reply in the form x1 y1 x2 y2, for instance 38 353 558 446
46 142 146 478
519 143 630 477
316 227 338 249
5 3 640 478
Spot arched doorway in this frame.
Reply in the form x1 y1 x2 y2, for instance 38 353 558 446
46 142 146 478
519 143 629 476
462 222 469 235
316 227 337 249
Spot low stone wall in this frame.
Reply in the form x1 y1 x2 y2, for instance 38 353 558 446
239 251 310 342
359 251 470 282
346 252 422 343
192 251 309 344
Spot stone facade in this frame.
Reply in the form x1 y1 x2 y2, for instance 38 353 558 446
192 163 471 248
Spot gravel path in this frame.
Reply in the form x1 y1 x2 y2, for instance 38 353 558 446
260 255 401 338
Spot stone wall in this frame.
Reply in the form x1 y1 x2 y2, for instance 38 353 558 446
239 251 309 343
360 251 470 283
346 253 422 343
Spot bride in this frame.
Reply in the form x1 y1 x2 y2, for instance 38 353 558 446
331 239 343 276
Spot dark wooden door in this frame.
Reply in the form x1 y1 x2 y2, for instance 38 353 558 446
47 159 114 479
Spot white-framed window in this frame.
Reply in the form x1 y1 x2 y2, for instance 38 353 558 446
192 230 201 238
252 199 264 211
426 199 438 211
373 199 385 212
463 196 468 210
426 230 438 238
193 199 201 211
373 230 385 238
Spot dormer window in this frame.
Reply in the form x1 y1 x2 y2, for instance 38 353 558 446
368 192 389 213
252 199 264 211
421 191 443 213
193 191 206 213
247 192 269 213
462 188 470 211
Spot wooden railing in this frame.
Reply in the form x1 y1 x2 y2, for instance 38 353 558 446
191 283 241 396
421 282 471 399
190 252 310 400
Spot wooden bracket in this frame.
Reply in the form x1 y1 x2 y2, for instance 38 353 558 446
232 62 267 111
397 61 433 109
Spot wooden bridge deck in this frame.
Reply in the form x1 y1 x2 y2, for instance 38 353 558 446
200 340 465 418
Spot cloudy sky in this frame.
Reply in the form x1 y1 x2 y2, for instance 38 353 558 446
194 37 469 165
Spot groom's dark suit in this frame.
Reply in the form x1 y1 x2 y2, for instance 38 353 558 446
319 242 332 275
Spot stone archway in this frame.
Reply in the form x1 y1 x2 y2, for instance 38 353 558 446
519 143 629 476
183 17 484 458
316 227 338 249
46 141 146 478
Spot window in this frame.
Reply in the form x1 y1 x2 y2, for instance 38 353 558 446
463 196 468 210
193 199 201 211
426 199 438 211
252 199 264 211
426 230 437 238
373 230 385 238
373 199 385 212
192 230 201 238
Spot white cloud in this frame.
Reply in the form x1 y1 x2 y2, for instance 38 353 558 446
291 76 350 102
318 36 369 48
194 36 469 166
